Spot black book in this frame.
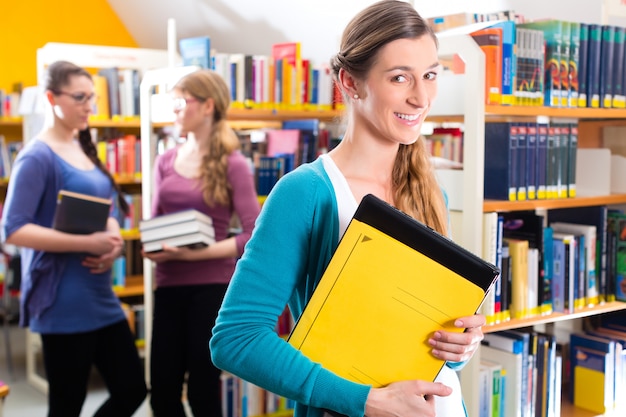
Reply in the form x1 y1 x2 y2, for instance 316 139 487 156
52 190 111 234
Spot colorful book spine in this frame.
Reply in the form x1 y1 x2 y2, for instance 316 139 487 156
490 21 516 105
569 21 581 108
519 20 564 107
471 27 503 105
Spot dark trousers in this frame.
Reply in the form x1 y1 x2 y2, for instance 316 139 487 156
150 284 227 417
41 319 147 417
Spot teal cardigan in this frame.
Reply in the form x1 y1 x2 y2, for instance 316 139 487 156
211 157 465 417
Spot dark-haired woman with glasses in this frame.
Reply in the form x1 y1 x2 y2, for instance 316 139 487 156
1 60 147 417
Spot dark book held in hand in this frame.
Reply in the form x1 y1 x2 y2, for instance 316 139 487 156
52 190 111 234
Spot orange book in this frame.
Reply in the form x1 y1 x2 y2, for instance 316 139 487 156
471 27 503 105
271 42 303 109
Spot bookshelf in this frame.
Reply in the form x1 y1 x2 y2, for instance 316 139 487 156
434 30 626 417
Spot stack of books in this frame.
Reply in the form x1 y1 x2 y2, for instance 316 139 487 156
139 209 215 253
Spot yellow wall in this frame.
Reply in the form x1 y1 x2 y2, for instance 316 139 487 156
1 0 137 92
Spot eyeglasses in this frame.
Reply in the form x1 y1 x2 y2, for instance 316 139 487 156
172 96 201 111
55 91 97 105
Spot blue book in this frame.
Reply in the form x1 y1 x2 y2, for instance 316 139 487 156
567 123 579 197
484 122 518 201
600 25 615 108
526 123 538 200
578 23 590 107
536 122 549 199
516 123 528 201
549 205 608 303
552 234 565 312
179 36 211 69
612 26 626 108
587 24 603 108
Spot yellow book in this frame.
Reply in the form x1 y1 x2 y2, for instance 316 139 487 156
92 74 110 120
288 194 499 387
503 238 529 320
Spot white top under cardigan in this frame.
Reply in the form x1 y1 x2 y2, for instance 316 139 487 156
320 153 466 417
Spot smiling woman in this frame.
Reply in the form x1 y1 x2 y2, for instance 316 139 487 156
209 1 486 417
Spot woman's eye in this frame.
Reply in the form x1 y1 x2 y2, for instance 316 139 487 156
393 75 408 83
424 72 438 80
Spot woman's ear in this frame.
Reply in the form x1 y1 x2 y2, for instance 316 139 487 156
338 68 360 99
203 98 215 116
45 90 56 106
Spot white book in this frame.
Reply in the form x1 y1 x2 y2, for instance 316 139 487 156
527 248 539 316
142 231 215 253
140 219 215 243
481 344 523 417
139 209 212 231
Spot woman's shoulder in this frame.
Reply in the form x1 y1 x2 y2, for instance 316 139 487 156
14 140 54 164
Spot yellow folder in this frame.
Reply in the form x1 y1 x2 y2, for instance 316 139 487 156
288 194 499 387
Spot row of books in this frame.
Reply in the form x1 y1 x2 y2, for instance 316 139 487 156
237 119 333 196
485 121 578 201
480 329 561 417
220 372 295 417
423 127 463 166
0 135 23 180
0 88 21 119
455 16 626 108
92 67 141 120
479 316 626 417
95 133 142 183
481 206 625 325
210 42 340 112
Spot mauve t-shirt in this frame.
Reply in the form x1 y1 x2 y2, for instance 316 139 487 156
151 147 260 287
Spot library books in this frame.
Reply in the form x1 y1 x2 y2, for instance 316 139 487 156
288 194 499 387
139 209 215 253
52 190 111 235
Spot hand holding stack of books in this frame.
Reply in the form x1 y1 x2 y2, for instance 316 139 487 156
140 209 215 253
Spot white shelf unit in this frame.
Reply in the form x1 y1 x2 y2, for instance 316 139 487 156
24 43 174 395
138 65 200 392
432 32 486 417
434 27 626 416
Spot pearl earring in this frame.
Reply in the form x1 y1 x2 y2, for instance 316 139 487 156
353 94 359 100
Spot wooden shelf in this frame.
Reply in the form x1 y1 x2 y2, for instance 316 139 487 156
483 194 626 212
484 301 626 333
113 275 144 298
85 109 341 129
0 118 22 126
485 105 626 119
227 108 341 122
